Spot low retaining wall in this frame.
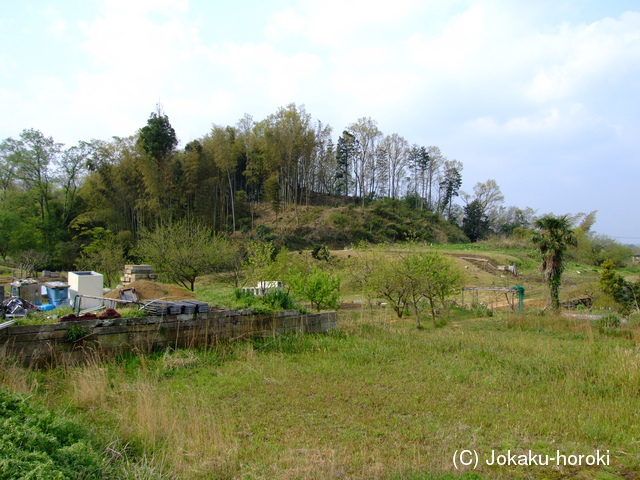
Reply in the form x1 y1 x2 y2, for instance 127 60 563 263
0 309 337 367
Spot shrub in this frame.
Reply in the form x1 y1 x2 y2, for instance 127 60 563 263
330 212 348 228
65 325 88 342
311 244 331 262
0 389 119 479
232 288 261 308
597 314 621 328
263 289 297 310
288 267 341 311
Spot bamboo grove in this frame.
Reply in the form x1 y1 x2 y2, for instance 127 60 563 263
0 103 470 268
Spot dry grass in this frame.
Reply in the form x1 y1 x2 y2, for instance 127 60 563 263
113 381 239 478
71 363 109 408
0 358 35 395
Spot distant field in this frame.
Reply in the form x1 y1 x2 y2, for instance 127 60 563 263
2 308 639 479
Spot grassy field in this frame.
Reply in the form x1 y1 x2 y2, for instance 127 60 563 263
1 244 638 478
2 307 640 479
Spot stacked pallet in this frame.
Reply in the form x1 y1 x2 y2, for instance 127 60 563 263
143 301 173 315
121 265 157 285
143 299 211 316
184 300 210 313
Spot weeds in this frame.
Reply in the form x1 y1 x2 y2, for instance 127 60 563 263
65 325 89 342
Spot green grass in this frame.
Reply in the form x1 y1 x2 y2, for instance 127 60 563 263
194 285 301 313
2 309 639 479
13 305 76 325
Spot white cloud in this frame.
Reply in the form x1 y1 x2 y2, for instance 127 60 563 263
407 5 486 72
264 8 305 41
42 6 67 39
0 53 11 78
266 0 419 47
526 11 640 103
202 42 323 105
469 103 601 138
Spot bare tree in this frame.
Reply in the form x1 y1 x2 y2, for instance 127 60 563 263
382 134 409 199
348 117 382 205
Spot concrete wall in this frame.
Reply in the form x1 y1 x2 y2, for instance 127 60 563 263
0 309 337 367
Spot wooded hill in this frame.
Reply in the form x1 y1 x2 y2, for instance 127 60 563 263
0 104 633 272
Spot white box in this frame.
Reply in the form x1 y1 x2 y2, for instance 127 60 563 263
68 271 104 309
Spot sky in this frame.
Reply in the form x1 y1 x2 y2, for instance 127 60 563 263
1 0 639 241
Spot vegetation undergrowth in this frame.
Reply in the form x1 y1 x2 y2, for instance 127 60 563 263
0 388 133 479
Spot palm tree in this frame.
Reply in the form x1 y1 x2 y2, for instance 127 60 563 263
532 214 578 311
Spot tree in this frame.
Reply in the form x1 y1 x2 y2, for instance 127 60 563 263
0 209 21 260
243 240 277 285
382 134 409 200
57 143 89 227
531 214 578 311
422 146 445 211
264 175 281 217
260 103 316 209
599 259 640 315
402 252 464 327
438 160 463 220
136 106 178 217
289 267 341 311
204 125 238 230
348 117 382 205
407 145 429 205
2 129 61 250
15 249 49 278
74 228 125 288
137 220 237 291
462 199 490 242
462 179 504 232
313 122 338 196
363 250 464 327
336 130 357 196
493 206 536 235
137 106 178 163
0 140 17 192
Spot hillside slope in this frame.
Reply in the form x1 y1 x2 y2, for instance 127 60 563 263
249 199 468 249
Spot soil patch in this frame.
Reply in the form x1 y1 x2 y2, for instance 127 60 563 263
105 280 195 301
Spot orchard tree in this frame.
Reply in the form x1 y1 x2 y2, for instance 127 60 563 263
402 252 465 327
137 219 236 291
289 267 341 311
363 252 411 318
532 214 577 311
75 231 125 288
363 250 464 327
